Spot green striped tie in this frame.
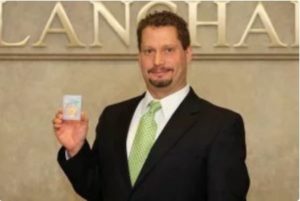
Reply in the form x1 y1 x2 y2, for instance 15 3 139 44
128 101 161 185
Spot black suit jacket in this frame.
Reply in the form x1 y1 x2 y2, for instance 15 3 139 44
58 88 250 201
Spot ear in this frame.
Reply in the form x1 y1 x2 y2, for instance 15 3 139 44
185 46 192 63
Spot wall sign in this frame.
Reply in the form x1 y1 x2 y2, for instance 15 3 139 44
0 1 298 60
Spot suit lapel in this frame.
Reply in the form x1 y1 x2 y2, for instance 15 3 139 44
132 89 204 189
113 95 144 192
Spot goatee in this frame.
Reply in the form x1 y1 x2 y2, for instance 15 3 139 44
149 79 172 88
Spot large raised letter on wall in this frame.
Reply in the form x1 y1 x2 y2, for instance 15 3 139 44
33 2 85 47
187 1 229 47
234 2 287 47
91 1 131 47
0 1 30 47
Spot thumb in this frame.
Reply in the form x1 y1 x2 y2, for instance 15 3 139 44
81 111 89 122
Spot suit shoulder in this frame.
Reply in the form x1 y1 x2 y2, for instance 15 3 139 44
103 94 143 112
198 97 243 122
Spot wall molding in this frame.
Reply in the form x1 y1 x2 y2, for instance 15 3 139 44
0 53 298 61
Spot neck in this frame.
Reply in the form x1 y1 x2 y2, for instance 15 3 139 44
147 84 187 99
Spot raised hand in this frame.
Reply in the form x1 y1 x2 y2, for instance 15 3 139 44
53 110 89 157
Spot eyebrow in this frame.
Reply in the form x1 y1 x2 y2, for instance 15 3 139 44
141 44 178 49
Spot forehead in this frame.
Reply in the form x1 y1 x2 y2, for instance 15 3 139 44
141 26 180 46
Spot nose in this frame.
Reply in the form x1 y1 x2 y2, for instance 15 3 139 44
154 51 165 66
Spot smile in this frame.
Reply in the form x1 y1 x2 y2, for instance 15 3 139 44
148 67 173 75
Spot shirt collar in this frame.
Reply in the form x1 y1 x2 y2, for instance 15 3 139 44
141 85 190 119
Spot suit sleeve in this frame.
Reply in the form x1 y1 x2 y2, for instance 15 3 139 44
57 109 108 201
207 114 250 201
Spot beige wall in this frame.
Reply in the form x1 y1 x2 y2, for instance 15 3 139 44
0 1 298 201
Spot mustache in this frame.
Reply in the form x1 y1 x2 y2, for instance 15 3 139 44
148 67 173 73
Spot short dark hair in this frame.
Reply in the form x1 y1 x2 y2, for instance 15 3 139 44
137 11 190 51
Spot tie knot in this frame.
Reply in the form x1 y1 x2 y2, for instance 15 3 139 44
148 101 161 114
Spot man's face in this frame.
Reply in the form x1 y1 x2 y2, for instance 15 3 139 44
139 26 192 95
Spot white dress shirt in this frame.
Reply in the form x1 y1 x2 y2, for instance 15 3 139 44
126 85 190 157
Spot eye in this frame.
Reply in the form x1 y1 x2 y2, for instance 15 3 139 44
164 47 175 53
142 48 154 55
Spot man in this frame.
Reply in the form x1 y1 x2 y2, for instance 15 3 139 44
53 11 250 201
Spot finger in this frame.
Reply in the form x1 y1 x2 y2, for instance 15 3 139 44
81 112 89 122
53 123 62 129
55 109 63 118
53 118 63 125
